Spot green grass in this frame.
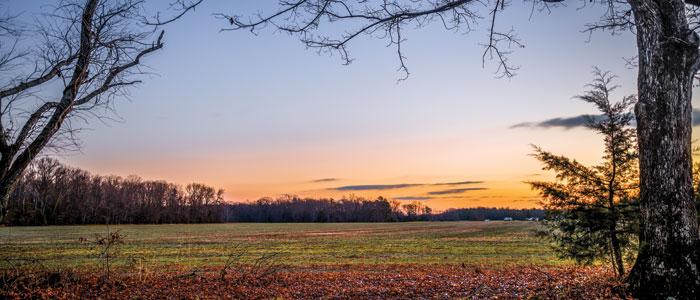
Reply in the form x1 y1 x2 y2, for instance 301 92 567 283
0 221 566 268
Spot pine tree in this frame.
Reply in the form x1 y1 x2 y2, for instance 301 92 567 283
529 69 639 278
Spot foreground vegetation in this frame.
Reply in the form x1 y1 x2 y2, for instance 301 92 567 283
0 221 555 268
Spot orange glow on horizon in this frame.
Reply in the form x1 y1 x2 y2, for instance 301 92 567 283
70 123 610 211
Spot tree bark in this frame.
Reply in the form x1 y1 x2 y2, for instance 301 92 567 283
607 128 625 278
627 1 700 298
0 179 16 224
610 223 625 278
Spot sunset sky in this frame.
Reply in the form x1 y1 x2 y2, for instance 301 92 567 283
10 1 696 211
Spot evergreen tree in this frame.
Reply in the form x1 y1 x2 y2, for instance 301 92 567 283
529 69 639 278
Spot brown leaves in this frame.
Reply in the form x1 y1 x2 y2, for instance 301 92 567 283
1 264 626 299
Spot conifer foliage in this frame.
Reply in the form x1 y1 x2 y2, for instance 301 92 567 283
529 69 639 278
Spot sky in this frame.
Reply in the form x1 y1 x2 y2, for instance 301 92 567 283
7 1 694 211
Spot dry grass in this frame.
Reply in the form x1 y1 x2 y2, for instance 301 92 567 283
0 221 560 268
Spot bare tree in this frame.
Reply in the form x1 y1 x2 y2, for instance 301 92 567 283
0 0 203 223
221 0 700 298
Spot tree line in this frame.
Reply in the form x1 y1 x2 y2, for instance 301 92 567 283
225 198 543 222
6 158 226 225
2 157 542 225
225 196 419 223
432 207 544 221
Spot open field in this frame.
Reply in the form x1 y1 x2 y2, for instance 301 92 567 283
0 221 562 268
0 222 626 299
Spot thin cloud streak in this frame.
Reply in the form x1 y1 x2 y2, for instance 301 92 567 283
510 115 604 129
394 196 433 201
329 180 484 191
431 181 483 186
428 188 488 195
512 109 700 130
310 178 340 183
331 184 423 191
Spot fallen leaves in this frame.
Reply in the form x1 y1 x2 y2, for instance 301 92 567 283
1 264 626 299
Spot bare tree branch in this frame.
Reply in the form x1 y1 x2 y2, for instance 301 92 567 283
75 30 164 106
222 1 643 79
0 56 77 99
219 0 523 79
219 1 700 80
143 0 204 26
0 0 200 222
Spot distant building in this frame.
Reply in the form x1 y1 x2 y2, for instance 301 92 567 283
503 217 513 221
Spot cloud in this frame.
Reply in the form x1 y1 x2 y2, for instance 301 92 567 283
310 178 339 183
427 188 487 195
510 115 603 129
330 184 423 191
394 196 433 201
431 180 483 186
511 109 700 130
329 180 483 191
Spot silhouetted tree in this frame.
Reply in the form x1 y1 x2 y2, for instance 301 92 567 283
223 195 412 223
6 158 224 225
0 0 202 224
400 201 432 221
4 158 445 224
223 1 700 296
529 69 639 278
431 207 544 221
6 158 546 225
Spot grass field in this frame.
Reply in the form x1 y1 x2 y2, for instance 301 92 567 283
0 221 564 268
1 222 622 299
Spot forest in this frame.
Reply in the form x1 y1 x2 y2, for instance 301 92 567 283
3 158 541 225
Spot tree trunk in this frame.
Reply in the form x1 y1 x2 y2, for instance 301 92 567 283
0 0 98 225
607 131 624 278
0 175 20 224
628 1 700 298
610 225 625 277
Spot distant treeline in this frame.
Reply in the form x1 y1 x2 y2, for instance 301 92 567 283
5 158 226 225
3 158 542 225
432 207 545 221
